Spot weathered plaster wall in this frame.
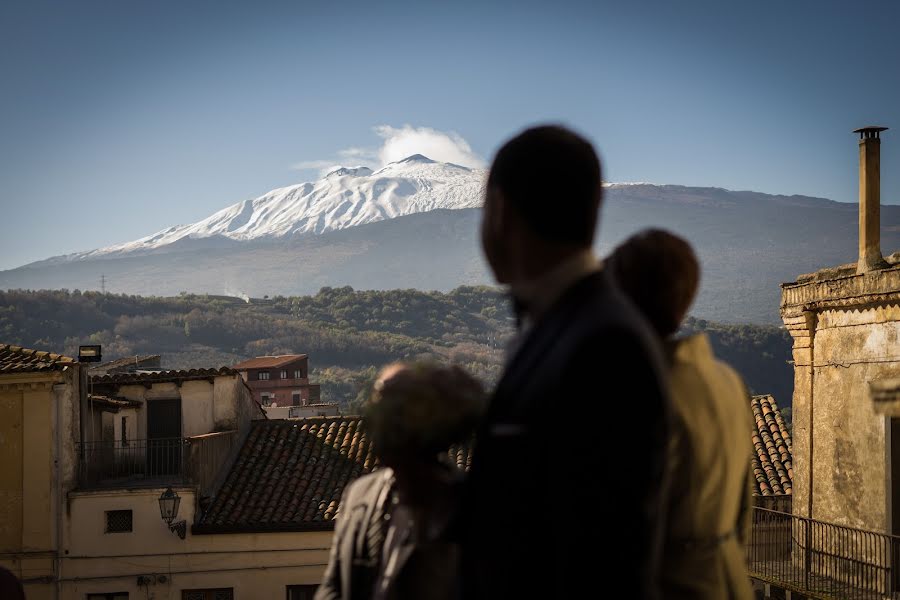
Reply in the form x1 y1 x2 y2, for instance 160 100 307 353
782 265 900 532
62 488 329 600
0 366 83 600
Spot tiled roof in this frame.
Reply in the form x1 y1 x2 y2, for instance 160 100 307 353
196 396 790 534
0 344 76 373
232 355 308 370
90 367 238 386
751 394 793 496
89 395 143 410
194 417 473 534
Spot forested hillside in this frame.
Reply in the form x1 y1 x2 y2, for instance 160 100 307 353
0 287 793 407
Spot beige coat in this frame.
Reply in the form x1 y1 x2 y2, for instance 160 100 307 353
661 334 754 600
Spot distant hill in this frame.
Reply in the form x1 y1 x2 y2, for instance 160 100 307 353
0 287 794 407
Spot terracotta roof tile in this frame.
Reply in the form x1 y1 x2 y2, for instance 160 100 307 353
90 367 237 386
196 396 794 534
194 417 471 534
751 394 793 496
0 344 76 373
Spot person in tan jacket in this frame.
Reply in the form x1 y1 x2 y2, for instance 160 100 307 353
609 229 755 600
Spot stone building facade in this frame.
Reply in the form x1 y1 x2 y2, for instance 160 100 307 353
781 126 900 533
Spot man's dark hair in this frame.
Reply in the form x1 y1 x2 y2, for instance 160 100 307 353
608 229 700 338
487 125 602 246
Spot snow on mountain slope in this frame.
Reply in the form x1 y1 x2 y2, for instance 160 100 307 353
70 153 662 261
77 155 487 258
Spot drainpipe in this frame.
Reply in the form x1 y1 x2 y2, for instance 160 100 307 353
804 309 817 590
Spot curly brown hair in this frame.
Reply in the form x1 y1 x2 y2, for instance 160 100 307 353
365 362 486 459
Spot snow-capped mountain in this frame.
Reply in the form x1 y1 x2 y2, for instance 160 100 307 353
6 159 900 323
77 155 486 259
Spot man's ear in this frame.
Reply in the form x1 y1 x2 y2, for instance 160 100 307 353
493 188 518 238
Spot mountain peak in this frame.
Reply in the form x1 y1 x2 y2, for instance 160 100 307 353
396 154 435 164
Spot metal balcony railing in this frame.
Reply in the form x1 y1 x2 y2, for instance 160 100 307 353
77 438 186 486
76 431 238 493
749 507 900 599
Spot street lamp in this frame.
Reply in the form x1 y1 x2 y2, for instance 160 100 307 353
158 487 186 539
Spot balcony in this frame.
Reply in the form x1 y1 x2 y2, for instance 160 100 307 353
749 507 900 599
76 431 239 494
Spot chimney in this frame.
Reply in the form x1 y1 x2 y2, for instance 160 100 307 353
854 125 889 274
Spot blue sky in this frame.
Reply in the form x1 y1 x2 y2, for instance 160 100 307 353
1 0 899 270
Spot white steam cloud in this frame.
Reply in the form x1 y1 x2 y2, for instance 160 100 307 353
373 125 484 168
292 125 484 175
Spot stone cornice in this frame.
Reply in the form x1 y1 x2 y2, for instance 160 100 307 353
780 266 900 318
0 371 65 391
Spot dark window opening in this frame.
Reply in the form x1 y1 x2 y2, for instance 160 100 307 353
105 510 133 533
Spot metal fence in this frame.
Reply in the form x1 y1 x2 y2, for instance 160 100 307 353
77 438 186 486
183 431 238 495
749 507 900 599
77 432 237 493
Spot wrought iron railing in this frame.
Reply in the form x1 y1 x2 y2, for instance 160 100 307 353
749 507 900 599
77 431 237 492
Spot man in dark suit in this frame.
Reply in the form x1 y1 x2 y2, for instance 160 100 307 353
460 125 671 599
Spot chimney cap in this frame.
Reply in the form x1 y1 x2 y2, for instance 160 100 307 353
854 126 889 140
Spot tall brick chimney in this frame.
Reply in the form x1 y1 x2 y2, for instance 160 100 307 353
854 126 889 274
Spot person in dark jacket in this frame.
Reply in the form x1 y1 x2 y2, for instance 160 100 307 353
316 362 485 600
460 125 672 599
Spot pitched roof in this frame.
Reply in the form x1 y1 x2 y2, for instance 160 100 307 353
89 394 143 411
751 394 793 496
193 417 473 534
90 367 238 386
232 355 308 370
0 344 76 373
196 395 791 534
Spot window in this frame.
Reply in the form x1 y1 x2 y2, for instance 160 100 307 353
258 371 270 380
105 510 133 533
260 393 272 406
183 590 233 600
281 370 288 379
87 594 128 600
294 369 303 379
121 416 128 446
286 585 317 600
292 393 301 406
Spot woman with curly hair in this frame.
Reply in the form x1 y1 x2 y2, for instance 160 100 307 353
315 362 485 600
